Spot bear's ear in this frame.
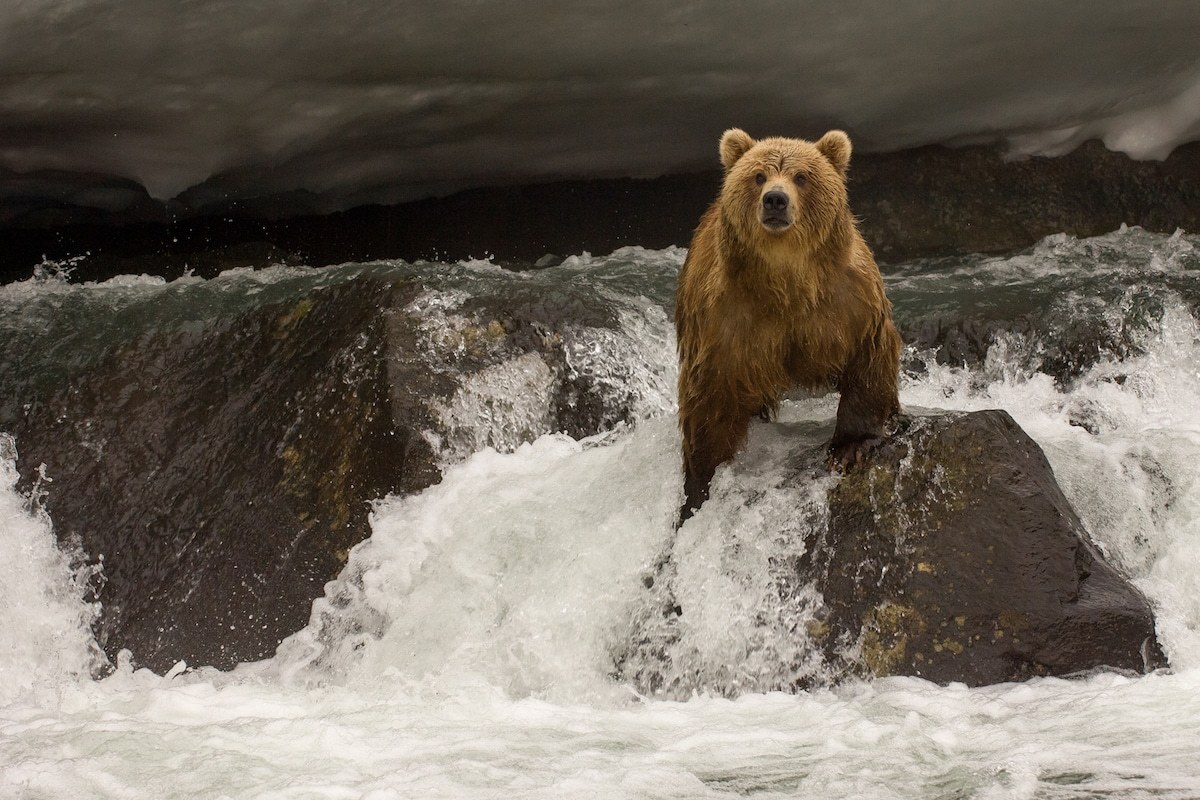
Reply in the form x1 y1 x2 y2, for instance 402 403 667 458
719 128 755 171
816 130 852 175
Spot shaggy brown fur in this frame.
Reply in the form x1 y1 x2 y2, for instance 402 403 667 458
675 128 902 521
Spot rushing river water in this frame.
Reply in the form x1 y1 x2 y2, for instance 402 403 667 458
2 227 1200 798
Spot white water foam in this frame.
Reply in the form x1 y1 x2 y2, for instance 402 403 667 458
7 396 1200 797
5 236 1200 797
903 295 1200 670
0 436 100 707
271 421 681 704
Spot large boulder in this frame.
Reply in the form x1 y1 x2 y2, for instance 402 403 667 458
617 410 1164 694
1 268 663 672
817 410 1163 684
6 278 421 673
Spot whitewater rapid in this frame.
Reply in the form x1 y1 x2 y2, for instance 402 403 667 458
3 227 1200 798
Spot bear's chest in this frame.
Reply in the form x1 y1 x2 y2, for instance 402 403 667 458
715 291 855 382
786 317 854 385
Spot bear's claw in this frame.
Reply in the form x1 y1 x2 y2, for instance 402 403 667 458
827 437 881 473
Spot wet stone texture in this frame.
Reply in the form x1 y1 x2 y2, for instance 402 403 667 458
809 410 1164 685
622 409 1164 693
3 273 645 672
8 279 412 672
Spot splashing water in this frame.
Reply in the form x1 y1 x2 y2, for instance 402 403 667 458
0 435 102 707
4 230 1200 798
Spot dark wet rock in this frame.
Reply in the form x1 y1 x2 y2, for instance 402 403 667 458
814 410 1163 684
620 410 1163 692
853 140 1200 264
887 221 1200 387
2 271 651 672
896 312 1117 385
7 279 417 672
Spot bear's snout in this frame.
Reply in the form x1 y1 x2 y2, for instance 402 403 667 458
763 189 789 212
761 189 791 230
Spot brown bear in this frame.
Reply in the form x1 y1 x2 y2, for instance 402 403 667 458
675 128 902 522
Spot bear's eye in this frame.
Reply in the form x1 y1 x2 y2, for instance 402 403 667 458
754 172 766 186
793 173 808 187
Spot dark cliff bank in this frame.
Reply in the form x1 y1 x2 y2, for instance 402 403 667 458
3 139 1199 284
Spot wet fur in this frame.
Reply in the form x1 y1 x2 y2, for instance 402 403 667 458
675 129 902 522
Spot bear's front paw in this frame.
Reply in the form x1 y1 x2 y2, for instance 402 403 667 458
826 437 881 473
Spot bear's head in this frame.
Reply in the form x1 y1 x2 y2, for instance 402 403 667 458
717 128 852 251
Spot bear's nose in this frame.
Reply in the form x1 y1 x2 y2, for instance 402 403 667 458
762 190 789 213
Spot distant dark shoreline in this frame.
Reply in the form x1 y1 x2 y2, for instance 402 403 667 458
3 139 1199 285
